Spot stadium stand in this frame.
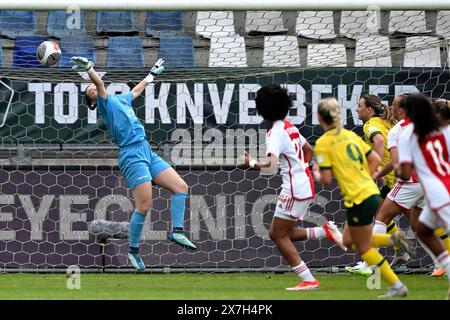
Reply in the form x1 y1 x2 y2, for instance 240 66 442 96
146 11 187 37
403 36 441 67
389 10 429 34
340 11 377 39
107 36 144 68
196 11 237 38
262 36 300 67
209 36 247 67
59 36 95 68
158 36 195 68
12 36 47 68
0 40 2 67
47 11 87 38
296 11 336 39
354 35 392 67
307 43 347 67
96 11 138 36
245 11 287 36
0 10 36 38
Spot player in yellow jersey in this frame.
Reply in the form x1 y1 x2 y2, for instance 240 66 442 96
312 97 413 298
346 94 410 275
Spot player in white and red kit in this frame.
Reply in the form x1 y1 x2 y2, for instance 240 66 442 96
241 84 345 291
397 94 450 299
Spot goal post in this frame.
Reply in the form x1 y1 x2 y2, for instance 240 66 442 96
3 0 450 10
0 6 447 272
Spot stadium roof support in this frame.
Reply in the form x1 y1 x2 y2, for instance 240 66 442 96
2 0 450 11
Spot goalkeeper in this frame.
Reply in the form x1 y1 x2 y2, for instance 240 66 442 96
71 56 196 271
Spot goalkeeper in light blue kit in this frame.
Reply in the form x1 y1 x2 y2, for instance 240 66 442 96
71 56 197 271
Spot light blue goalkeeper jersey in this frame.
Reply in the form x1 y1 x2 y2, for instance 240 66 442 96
97 92 146 148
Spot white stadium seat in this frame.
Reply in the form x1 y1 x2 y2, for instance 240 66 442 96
403 36 441 67
262 36 300 67
354 35 392 67
389 11 429 34
245 11 287 34
296 11 336 39
307 43 347 67
436 11 450 38
340 11 379 39
196 11 237 38
208 36 248 67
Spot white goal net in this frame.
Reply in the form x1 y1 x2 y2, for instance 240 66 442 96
0 5 449 272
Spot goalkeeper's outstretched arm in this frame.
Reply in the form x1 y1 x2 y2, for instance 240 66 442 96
131 59 165 100
70 56 107 99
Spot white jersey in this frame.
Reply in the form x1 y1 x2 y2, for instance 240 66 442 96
398 124 450 210
387 118 419 183
266 119 315 200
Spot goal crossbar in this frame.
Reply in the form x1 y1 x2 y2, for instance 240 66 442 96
2 0 450 11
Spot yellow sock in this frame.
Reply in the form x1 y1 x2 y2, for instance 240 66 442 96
372 234 391 247
386 220 398 235
386 221 400 251
361 248 399 285
435 229 450 252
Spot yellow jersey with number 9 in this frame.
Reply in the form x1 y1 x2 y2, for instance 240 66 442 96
315 128 380 208
363 116 396 188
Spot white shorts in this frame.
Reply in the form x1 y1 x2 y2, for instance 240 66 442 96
274 194 311 221
419 203 450 232
387 182 425 210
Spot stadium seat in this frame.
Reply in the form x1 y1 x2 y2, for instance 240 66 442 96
196 11 237 38
96 11 138 35
107 36 144 68
245 11 287 35
0 10 36 38
159 36 195 68
262 36 300 67
340 11 379 39
403 36 441 67
47 11 87 38
59 36 95 68
389 11 429 34
296 11 336 39
436 11 450 38
12 36 47 68
146 11 186 37
354 36 392 67
0 40 2 67
209 36 247 67
307 43 347 67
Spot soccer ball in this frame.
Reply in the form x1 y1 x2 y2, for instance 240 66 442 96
36 41 61 66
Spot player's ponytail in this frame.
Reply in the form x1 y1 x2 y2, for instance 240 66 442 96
361 93 397 125
318 97 342 134
433 99 450 125
405 94 439 143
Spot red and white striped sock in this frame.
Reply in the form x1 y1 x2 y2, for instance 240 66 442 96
437 251 450 284
292 261 315 282
306 227 326 240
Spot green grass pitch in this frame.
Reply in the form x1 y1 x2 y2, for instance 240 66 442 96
0 273 447 300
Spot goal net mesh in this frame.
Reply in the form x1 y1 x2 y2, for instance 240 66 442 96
0 9 449 272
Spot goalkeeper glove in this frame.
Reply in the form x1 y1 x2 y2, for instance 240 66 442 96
145 58 165 83
70 56 94 71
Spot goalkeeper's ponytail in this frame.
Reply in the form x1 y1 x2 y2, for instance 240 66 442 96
318 97 342 134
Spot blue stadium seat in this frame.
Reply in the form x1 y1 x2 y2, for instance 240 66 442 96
13 36 47 68
107 36 144 68
96 11 138 35
159 36 195 68
47 11 87 38
146 11 186 37
59 36 95 68
0 11 36 38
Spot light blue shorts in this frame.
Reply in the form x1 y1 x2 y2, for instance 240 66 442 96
118 140 171 190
